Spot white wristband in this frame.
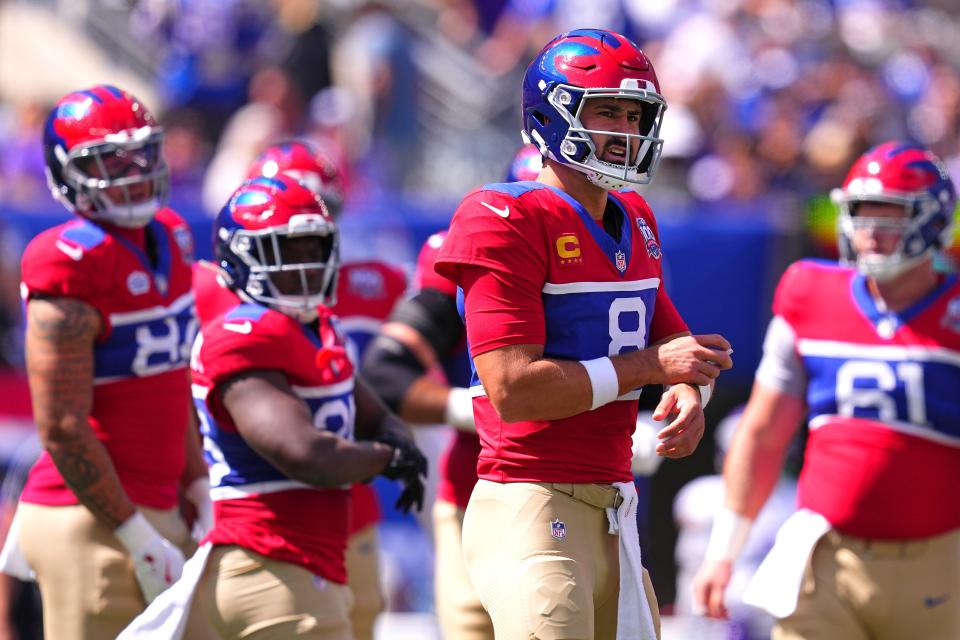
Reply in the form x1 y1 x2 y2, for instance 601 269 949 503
580 357 620 410
444 387 475 432
704 507 753 561
699 383 712 408
114 511 159 554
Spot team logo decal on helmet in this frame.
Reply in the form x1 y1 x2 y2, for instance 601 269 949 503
832 141 957 282
247 140 346 219
43 85 168 228
214 174 340 323
521 29 667 190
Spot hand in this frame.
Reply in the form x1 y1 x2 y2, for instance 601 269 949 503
691 557 734 619
184 477 213 540
649 335 733 386
652 383 706 458
374 418 428 513
114 512 186 603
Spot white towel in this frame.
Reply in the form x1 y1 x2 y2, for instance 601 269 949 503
0 506 35 581
741 509 831 618
117 542 213 639
607 481 658 640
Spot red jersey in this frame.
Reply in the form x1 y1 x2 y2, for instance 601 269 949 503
436 182 687 484
192 302 355 582
331 260 406 532
776 260 960 539
19 210 195 509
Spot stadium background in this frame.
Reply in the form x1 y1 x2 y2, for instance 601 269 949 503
0 0 958 637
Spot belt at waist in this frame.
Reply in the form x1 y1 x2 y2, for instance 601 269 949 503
549 482 624 510
825 529 929 560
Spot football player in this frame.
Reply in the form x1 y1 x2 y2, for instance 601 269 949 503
693 141 960 639
191 174 426 638
242 140 407 640
435 29 733 640
3 85 212 639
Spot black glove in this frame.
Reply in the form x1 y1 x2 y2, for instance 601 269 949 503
375 426 428 514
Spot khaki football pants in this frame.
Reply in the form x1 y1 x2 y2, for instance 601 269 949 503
462 480 660 640
196 545 354 639
345 524 383 640
433 499 494 640
775 528 960 640
17 502 215 640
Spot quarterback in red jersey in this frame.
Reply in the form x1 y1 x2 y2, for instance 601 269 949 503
435 29 733 640
190 175 426 638
694 142 960 639
244 139 407 640
1 85 212 639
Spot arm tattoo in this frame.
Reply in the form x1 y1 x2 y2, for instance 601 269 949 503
26 298 135 529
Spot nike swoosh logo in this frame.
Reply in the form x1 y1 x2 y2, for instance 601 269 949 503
924 594 950 608
55 240 84 261
223 321 253 334
480 201 510 218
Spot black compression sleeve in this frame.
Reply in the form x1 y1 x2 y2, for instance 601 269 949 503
360 335 428 412
388 288 463 358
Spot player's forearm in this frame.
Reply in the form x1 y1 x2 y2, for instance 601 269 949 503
398 376 451 424
721 384 803 518
721 430 787 520
44 426 136 528
26 297 135 529
482 356 594 422
293 436 393 487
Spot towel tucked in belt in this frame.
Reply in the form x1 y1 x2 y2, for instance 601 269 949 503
742 509 831 618
117 542 213 639
608 481 657 640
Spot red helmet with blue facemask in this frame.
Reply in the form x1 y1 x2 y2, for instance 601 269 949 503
214 174 340 323
832 141 956 282
43 85 168 228
521 29 666 190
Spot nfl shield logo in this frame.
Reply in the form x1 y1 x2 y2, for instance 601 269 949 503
551 518 566 540
615 250 627 273
942 297 960 332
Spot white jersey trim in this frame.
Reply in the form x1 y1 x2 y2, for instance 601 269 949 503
809 414 960 448
291 378 355 398
108 292 195 326
798 339 960 368
542 278 660 295
191 383 208 400
210 479 310 500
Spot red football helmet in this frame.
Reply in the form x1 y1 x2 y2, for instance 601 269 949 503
522 29 666 189
43 85 168 227
246 140 345 218
832 141 956 281
214 175 340 322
